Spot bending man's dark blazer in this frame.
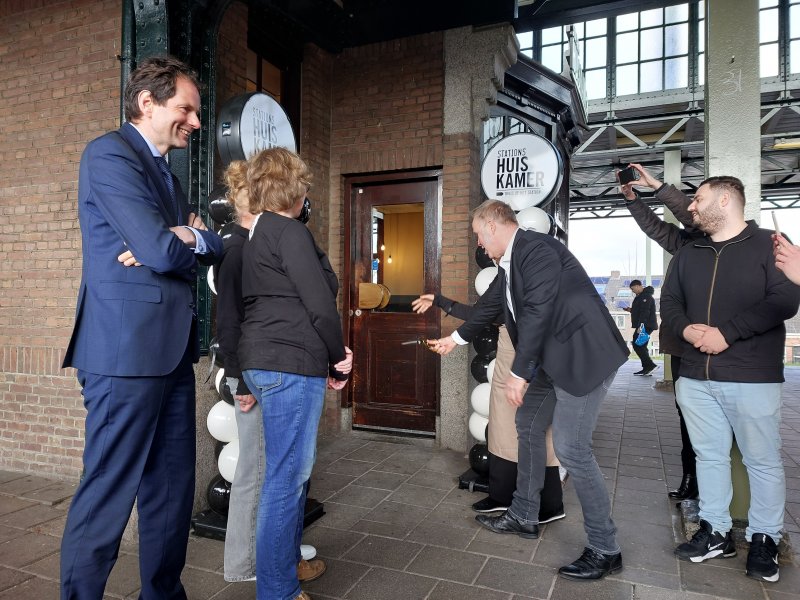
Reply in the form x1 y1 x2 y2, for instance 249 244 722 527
63 122 222 374
456 229 628 397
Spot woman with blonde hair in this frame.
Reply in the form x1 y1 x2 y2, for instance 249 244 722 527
239 148 352 600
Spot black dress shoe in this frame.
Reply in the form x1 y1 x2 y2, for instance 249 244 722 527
558 547 623 580
668 474 699 500
633 369 645 376
475 511 539 539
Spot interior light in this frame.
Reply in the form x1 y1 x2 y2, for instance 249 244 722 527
387 255 393 264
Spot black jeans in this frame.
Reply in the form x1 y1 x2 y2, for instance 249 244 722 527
632 332 656 370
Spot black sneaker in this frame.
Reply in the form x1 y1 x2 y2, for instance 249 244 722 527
472 496 509 513
538 506 566 524
675 519 737 563
633 369 646 376
642 365 659 376
746 533 779 582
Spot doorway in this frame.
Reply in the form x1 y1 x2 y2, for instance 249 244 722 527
345 173 441 434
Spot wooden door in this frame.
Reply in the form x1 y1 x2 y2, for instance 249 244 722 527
347 176 440 434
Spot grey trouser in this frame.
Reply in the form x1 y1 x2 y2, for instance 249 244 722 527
508 369 620 555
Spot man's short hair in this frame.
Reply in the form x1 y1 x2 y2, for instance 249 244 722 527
247 148 311 214
471 199 518 226
699 176 745 207
124 55 201 122
629 279 642 288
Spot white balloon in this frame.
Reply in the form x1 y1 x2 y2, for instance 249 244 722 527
468 412 489 443
218 439 240 483
486 358 497 385
207 264 217 295
207 400 238 442
475 266 498 296
470 383 491 418
215 368 225 395
517 206 551 233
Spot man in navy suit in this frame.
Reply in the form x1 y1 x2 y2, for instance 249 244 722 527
60 56 223 600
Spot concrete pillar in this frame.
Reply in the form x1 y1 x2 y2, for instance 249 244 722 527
439 25 517 453
704 0 759 520
705 0 761 220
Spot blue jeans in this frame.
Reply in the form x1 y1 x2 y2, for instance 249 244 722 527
243 370 326 600
224 378 265 581
509 369 619 555
676 377 785 541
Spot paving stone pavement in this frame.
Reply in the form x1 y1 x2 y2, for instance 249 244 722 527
1 360 799 599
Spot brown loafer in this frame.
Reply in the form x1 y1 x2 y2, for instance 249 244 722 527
297 558 326 582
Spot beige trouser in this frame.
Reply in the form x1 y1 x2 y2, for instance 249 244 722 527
488 325 559 467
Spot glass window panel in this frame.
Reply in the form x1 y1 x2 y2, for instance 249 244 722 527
699 1 705 11
640 60 663 92
760 42 780 77
542 44 564 72
517 31 533 49
665 23 689 56
521 48 534 59
760 8 779 42
617 12 638 32
641 28 664 61
542 26 563 45
641 8 664 28
698 52 705 85
760 0 778 7
584 37 607 68
791 40 800 74
665 56 689 89
699 21 705 52
791 5 800 37
617 31 639 63
585 18 607 37
665 4 689 23
616 64 639 95
572 23 585 39
586 68 607 99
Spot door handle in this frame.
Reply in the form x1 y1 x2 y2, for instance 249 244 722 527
355 309 363 317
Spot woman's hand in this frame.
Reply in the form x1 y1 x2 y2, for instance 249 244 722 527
333 347 353 375
235 393 257 413
327 376 348 390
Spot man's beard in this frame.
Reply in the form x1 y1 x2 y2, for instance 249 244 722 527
693 204 726 235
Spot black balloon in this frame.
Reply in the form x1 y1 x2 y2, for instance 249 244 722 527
469 443 490 476
207 475 231 516
470 354 491 383
219 377 235 405
472 325 499 357
475 246 494 269
208 186 235 226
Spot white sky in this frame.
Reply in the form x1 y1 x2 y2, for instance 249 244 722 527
568 207 800 278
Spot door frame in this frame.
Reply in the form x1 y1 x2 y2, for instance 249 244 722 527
342 168 443 411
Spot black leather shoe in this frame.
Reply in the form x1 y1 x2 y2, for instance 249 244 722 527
668 474 699 500
475 511 539 539
558 547 623 580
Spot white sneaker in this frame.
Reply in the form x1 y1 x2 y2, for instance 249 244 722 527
301 544 317 560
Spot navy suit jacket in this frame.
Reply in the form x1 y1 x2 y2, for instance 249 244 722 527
456 229 628 397
63 123 223 376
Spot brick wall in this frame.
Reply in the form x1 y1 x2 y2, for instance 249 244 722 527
0 0 121 476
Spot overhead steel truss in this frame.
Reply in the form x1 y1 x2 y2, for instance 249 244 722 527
568 97 800 219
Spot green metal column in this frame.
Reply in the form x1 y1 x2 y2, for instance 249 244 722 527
661 148 682 382
704 0 760 521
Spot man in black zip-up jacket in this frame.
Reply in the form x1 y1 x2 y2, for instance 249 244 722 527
660 176 800 583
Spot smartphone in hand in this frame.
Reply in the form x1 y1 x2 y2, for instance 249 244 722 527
618 166 640 185
772 211 781 236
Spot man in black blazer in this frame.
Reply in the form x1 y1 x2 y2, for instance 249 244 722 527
432 200 628 580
